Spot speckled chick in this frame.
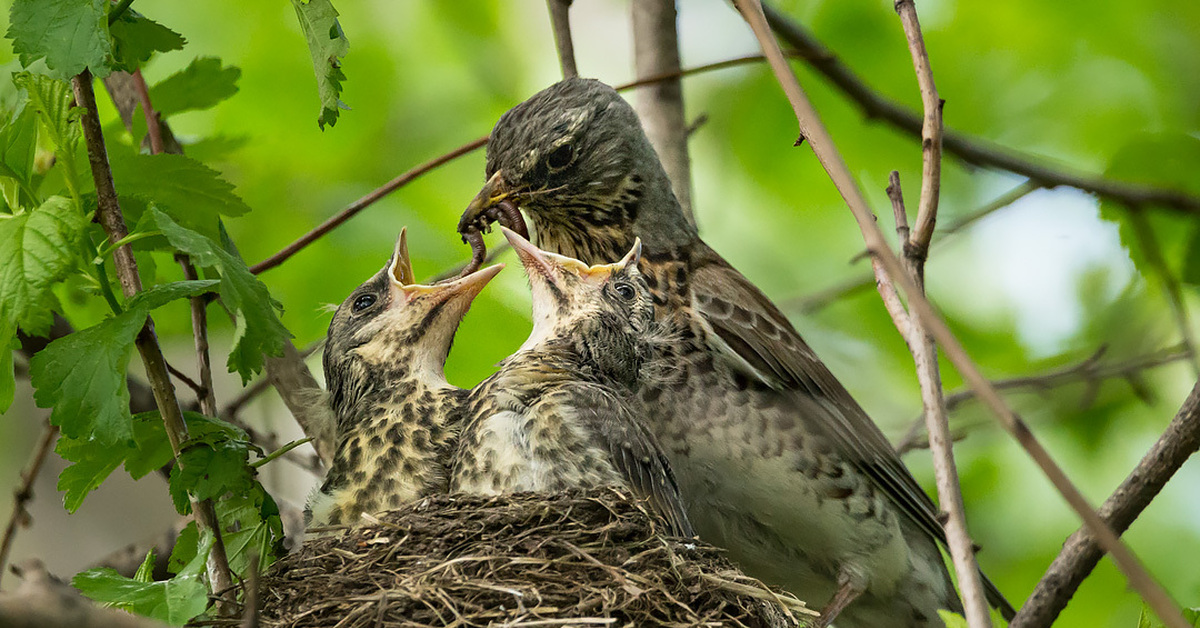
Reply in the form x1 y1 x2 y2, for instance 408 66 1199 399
458 78 1013 627
451 227 693 538
307 229 503 527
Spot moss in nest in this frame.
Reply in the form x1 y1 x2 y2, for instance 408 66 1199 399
249 487 815 627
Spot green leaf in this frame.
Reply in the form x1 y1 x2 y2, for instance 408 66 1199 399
74 532 212 625
133 548 156 583
55 433 125 512
167 412 260 514
936 610 968 628
6 0 112 79
0 105 39 205
150 57 240 116
0 197 87 333
109 12 186 71
13 72 84 199
166 522 198 575
30 280 224 449
290 0 350 129
148 208 290 382
108 152 250 238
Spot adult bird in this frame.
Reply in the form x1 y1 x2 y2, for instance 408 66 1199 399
307 229 503 527
451 227 693 538
457 78 1012 627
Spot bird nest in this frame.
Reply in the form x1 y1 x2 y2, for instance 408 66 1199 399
254 488 815 627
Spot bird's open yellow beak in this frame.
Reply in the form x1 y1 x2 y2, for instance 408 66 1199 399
458 170 511 233
388 227 504 302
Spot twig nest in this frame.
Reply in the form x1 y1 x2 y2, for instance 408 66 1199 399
258 488 814 627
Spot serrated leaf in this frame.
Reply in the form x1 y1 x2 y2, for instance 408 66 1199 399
30 280 225 448
7 0 112 79
148 208 290 382
290 0 350 129
109 12 186 71
108 152 250 239
0 197 87 333
74 532 212 625
13 72 84 198
150 57 240 116
0 105 39 205
167 522 198 575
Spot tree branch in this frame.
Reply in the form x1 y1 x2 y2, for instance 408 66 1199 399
896 344 1193 454
71 70 235 613
546 0 578 79
0 561 169 628
0 420 58 589
1011 380 1200 626
728 4 1188 626
759 2 1200 217
632 0 695 224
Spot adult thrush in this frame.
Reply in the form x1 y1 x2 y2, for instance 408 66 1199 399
308 229 503 527
458 78 1012 627
450 227 693 538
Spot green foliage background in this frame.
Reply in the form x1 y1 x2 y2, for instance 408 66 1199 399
1 0 1198 626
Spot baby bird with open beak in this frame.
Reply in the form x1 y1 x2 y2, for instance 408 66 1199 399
451 227 693 537
308 229 503 527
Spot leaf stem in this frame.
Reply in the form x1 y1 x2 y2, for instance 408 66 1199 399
107 0 135 25
250 437 311 469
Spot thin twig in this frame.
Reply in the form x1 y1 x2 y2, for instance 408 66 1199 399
164 361 206 399
1128 210 1200 378
72 70 237 614
892 3 988 623
546 0 578 79
0 420 59 589
248 137 489 275
729 5 1189 627
247 54 795 277
784 179 1040 314
895 344 1193 455
1011 380 1200 627
632 0 694 224
759 2 1200 217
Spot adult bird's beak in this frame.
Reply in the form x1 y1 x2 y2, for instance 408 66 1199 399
458 171 510 234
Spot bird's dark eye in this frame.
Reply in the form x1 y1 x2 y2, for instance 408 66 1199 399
352 293 377 313
546 143 573 170
613 282 636 301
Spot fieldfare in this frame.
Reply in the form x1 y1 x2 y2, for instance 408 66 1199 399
451 227 693 538
457 78 1012 627
308 229 503 527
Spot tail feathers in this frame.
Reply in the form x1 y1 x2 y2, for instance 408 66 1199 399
980 569 1016 621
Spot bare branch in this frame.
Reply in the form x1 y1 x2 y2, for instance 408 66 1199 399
0 420 58 588
1011 380 1200 626
632 0 694 224
0 561 169 628
546 0 578 79
728 5 1188 626
894 0 942 267
759 3 1200 218
895 344 1193 455
72 70 236 613
248 136 489 275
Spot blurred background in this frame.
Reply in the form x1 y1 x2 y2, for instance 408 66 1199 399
2 0 1199 625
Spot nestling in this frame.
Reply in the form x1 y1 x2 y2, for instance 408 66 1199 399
458 78 1013 627
307 229 503 527
451 227 693 538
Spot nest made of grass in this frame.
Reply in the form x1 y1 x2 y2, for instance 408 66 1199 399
255 487 815 627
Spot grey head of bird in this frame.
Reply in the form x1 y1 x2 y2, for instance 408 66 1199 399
500 225 656 389
461 78 697 262
323 228 503 420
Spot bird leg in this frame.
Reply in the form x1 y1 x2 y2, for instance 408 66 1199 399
815 567 867 628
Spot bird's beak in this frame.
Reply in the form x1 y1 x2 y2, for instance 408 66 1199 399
458 170 510 233
391 263 505 305
500 225 589 288
389 227 417 286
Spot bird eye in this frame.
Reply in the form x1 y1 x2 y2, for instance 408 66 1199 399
613 282 636 301
352 293 377 313
546 143 573 170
